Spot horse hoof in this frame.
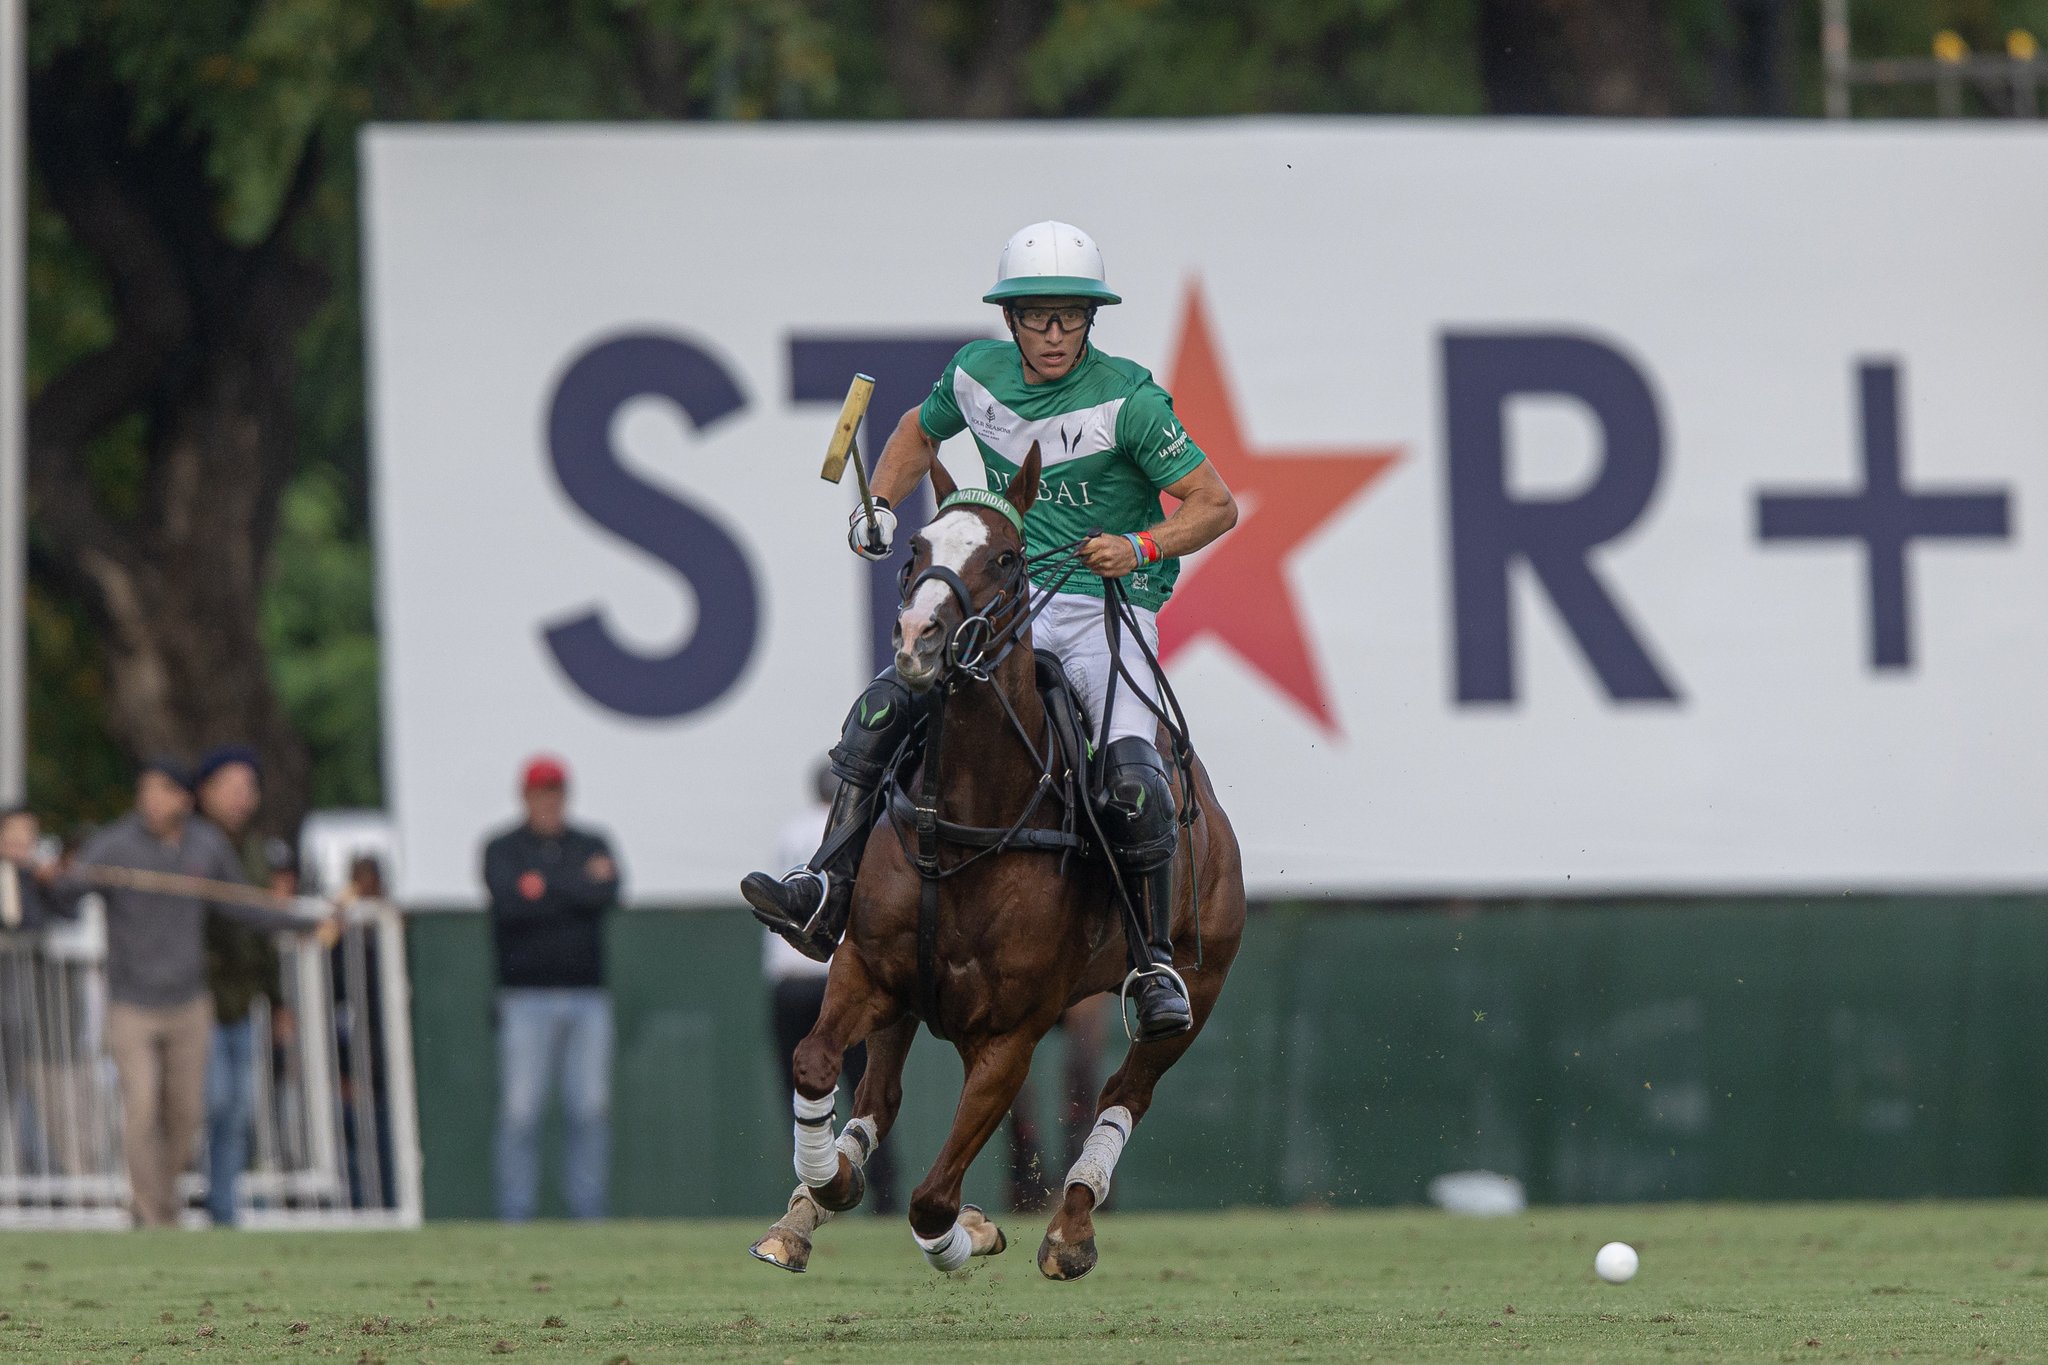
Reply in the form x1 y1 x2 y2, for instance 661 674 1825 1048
1036 1229 1097 1281
748 1228 812 1273
959 1203 1007 1258
811 1157 866 1214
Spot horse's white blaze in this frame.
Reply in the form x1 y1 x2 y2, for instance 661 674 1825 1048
896 510 989 660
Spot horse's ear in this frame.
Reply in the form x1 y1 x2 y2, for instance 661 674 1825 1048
1008 442 1042 517
928 456 958 505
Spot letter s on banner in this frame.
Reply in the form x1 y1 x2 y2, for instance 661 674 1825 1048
543 333 761 719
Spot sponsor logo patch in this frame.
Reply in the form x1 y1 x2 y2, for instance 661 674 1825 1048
970 400 1015 440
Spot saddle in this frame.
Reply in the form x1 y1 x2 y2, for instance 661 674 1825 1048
881 647 1206 1041
1035 649 1099 795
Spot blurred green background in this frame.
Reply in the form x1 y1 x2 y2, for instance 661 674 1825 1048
27 0 2048 828
408 897 2048 1216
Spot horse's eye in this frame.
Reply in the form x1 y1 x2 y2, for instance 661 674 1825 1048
995 550 1018 569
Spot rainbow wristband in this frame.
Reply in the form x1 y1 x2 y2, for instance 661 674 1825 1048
1135 530 1163 565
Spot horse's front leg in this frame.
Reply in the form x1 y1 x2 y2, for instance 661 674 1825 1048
794 949 910 1212
749 952 896 1272
906 1030 1037 1272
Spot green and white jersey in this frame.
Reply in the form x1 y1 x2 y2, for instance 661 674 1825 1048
918 339 1207 611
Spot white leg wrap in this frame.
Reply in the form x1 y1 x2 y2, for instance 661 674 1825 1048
1063 1105 1134 1206
835 1116 878 1170
793 1088 839 1188
914 1220 973 1273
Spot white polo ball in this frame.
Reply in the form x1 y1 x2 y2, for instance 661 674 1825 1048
1594 1241 1639 1283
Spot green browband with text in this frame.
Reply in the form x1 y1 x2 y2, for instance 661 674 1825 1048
939 488 1026 536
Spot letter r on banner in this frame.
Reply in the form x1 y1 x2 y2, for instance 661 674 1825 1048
1443 333 1680 705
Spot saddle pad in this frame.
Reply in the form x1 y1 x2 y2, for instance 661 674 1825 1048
1035 649 1096 794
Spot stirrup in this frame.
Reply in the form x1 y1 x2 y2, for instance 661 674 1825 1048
1115 962 1190 1043
791 867 834 936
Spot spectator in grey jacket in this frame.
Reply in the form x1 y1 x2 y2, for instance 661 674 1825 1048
57 759 328 1227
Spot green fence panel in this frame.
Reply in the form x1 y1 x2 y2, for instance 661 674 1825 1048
404 898 2048 1219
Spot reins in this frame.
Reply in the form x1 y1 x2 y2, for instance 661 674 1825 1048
889 528 1093 1038
889 533 1094 885
886 517 1206 1036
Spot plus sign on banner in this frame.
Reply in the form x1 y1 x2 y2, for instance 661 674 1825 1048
1757 362 2009 669
364 124 2048 906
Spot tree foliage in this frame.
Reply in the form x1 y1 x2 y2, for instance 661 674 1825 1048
25 0 858 831
24 0 2036 832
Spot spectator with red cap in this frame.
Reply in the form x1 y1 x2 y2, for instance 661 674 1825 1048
481 754 622 1221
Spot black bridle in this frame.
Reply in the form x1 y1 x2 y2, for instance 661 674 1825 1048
888 520 1087 1038
899 558 1019 681
886 513 1207 1038
889 521 1074 879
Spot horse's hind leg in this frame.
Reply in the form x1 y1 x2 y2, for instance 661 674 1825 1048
851 1014 915 1146
906 1030 1036 1273
1038 967 1229 1281
836 1013 914 1211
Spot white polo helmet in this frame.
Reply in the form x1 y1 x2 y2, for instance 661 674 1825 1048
982 221 1121 306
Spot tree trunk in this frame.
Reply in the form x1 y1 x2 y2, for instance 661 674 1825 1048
1713 0 1794 116
881 0 1050 118
26 50 324 837
1479 0 1676 116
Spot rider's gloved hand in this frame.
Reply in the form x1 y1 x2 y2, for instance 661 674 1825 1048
847 497 897 560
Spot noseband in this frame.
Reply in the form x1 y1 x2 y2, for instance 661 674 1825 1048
900 553 1025 682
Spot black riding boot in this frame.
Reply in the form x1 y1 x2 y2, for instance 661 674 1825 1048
1100 737 1193 1042
742 674 920 962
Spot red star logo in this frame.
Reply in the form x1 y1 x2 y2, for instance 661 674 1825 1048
1158 283 1402 733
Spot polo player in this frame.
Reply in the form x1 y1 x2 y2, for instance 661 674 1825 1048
743 221 1240 1043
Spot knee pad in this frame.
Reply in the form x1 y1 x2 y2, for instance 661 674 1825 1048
830 674 920 786
1098 737 1177 870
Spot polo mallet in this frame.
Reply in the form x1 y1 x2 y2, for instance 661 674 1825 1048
821 373 879 549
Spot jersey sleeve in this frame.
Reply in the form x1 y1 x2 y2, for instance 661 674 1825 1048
917 354 968 441
1116 380 1208 490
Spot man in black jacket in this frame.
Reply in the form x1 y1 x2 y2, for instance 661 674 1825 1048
481 755 622 1221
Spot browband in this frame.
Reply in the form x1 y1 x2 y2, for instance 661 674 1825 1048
938 488 1026 536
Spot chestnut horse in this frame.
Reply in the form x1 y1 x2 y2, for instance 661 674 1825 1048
749 444 1246 1279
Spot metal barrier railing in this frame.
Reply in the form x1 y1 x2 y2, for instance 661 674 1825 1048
0 896 421 1229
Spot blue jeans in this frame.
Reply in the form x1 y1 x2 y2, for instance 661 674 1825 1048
495 988 612 1221
205 1015 258 1226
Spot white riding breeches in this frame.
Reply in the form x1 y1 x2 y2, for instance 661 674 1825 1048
1033 590 1162 749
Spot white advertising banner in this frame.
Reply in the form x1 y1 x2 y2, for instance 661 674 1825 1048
364 122 2048 906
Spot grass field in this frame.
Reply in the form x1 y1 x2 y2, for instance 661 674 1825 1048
3 1201 2048 1362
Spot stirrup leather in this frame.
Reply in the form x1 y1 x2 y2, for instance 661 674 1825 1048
1115 961 1190 1042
